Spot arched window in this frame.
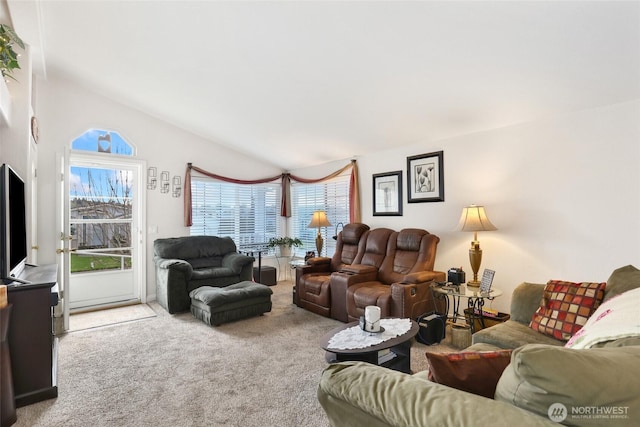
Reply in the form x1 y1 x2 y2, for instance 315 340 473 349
71 129 135 156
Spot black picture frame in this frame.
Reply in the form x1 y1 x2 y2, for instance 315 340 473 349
406 151 444 203
372 171 403 216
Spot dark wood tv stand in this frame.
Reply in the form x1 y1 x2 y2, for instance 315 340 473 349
6 264 59 407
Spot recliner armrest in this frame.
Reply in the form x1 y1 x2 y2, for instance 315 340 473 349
154 258 193 276
329 269 379 322
339 264 377 275
390 279 445 318
307 257 331 266
221 252 255 274
399 270 446 284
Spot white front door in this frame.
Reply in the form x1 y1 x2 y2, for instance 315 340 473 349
63 152 145 312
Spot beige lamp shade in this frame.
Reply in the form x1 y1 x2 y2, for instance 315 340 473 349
308 211 332 256
456 205 497 286
307 211 332 229
456 205 497 232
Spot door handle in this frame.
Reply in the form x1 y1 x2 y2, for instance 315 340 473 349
55 248 78 254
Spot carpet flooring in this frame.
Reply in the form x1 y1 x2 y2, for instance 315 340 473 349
14 281 457 427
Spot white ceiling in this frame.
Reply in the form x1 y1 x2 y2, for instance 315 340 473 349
10 0 640 170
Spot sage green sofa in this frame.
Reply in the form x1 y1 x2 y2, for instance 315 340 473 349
318 265 640 426
469 264 640 351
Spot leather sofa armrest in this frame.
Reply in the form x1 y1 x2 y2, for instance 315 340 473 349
329 269 379 322
297 262 331 276
339 264 377 275
307 256 331 266
399 270 446 284
389 280 445 319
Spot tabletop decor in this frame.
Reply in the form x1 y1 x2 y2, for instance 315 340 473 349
456 205 498 286
327 318 412 350
307 211 332 256
267 236 303 257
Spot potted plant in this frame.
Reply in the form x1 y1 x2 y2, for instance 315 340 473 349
267 237 303 257
0 24 25 81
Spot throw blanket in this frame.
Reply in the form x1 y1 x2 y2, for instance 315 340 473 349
566 287 640 349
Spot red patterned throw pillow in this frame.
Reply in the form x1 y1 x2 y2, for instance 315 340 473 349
529 280 606 341
425 350 513 398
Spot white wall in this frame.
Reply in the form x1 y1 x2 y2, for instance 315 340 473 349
34 72 283 301
295 101 640 313
19 69 640 315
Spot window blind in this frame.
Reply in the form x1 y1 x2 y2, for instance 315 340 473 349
291 175 350 258
190 177 282 248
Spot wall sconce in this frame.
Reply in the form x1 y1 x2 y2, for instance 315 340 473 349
147 167 157 190
160 171 170 193
172 176 182 198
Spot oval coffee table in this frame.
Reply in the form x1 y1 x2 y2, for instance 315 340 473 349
319 319 419 374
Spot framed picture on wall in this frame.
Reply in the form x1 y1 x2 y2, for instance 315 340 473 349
407 151 444 203
373 171 403 216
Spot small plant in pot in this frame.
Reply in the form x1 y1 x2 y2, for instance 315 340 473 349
0 24 25 81
267 237 303 257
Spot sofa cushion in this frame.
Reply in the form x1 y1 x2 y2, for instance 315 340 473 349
471 319 564 349
191 267 235 280
189 256 223 269
189 282 273 308
425 350 512 398
495 344 640 426
529 280 605 341
154 235 238 259
604 264 640 303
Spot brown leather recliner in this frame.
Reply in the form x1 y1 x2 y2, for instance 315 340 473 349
343 228 446 322
295 223 370 318
328 227 394 322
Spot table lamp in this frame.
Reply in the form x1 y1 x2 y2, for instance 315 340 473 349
456 205 497 287
307 210 332 256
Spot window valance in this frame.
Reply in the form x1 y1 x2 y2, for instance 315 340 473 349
184 160 361 226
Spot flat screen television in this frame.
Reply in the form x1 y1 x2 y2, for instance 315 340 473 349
1 163 28 281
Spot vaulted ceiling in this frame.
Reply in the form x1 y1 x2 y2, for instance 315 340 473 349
9 1 640 170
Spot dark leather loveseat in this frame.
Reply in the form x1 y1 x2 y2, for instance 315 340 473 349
154 236 255 313
296 225 445 322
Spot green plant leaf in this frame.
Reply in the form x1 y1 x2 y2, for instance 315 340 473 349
0 24 24 49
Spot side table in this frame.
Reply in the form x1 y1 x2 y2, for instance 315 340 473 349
238 243 269 283
319 319 419 374
431 284 503 333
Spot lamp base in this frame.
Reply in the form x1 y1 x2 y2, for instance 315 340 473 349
315 233 324 257
467 280 481 288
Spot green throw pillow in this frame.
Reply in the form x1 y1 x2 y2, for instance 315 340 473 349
495 344 640 426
